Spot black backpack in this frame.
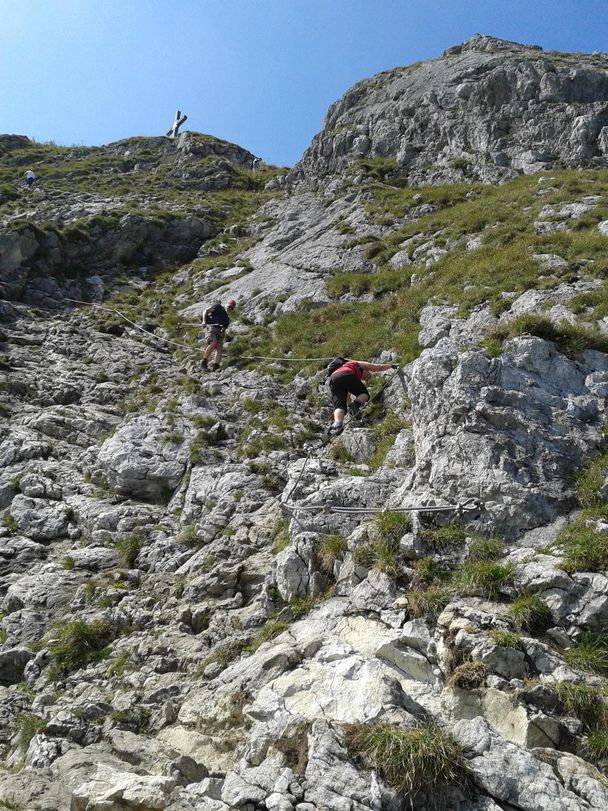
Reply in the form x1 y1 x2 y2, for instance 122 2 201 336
204 303 229 328
326 356 348 378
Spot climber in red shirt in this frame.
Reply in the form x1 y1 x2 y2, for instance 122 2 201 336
327 358 396 435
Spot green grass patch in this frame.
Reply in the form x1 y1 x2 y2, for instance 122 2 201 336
353 539 399 576
239 431 288 458
576 453 608 509
565 633 608 677
272 517 290 553
244 170 608 380
2 513 17 533
455 560 514 598
162 430 184 444
346 721 466 795
114 533 143 568
582 729 608 763
368 412 410 470
407 584 452 618
177 524 201 548
107 649 133 677
328 439 355 463
353 156 398 181
486 630 522 648
509 593 551 631
411 556 449 587
422 522 467 552
288 594 318 620
554 517 608 573
552 681 608 728
17 713 46 751
241 397 265 414
318 534 346 572
189 429 211 464
195 639 245 676
49 619 113 676
373 510 410 540
245 620 289 653
467 536 504 561
0 799 24 810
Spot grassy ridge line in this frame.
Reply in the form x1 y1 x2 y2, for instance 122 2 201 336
0 134 286 218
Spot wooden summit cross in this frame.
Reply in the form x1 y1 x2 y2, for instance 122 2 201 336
166 110 188 138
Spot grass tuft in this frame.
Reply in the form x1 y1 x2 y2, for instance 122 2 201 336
554 517 608 573
407 584 452 618
17 713 46 751
422 522 467 552
447 660 488 690
244 620 289 653
272 517 290 553
484 314 608 358
467 536 504 561
582 729 608 764
487 630 522 648
49 619 113 676
455 560 514 598
509 593 551 631
346 721 466 796
114 533 143 568
373 510 410 540
565 633 608 677
317 534 346 572
576 453 608 509
552 681 608 728
353 539 399 576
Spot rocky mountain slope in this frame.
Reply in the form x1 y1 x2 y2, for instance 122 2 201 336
297 33 608 187
2 34 608 811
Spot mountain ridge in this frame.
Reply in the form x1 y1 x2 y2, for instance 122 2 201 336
296 33 608 187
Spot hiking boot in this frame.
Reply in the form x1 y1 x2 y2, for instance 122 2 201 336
327 423 344 437
348 401 364 419
210 362 221 371
201 358 208 370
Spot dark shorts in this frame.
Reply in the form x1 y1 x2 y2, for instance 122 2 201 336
329 372 369 410
207 325 224 342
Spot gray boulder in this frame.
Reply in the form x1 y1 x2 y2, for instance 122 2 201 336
97 415 192 499
0 647 33 685
8 494 71 540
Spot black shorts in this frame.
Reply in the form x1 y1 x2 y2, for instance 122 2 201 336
207 325 224 342
329 372 369 410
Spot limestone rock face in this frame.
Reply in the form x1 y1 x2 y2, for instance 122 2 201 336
297 35 608 185
0 214 214 306
454 717 608 810
71 763 176 810
394 334 607 537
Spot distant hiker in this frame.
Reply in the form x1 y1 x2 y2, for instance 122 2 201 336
23 170 36 188
201 299 236 370
252 156 261 171
327 357 397 435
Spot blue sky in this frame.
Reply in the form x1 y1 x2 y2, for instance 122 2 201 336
1 0 607 167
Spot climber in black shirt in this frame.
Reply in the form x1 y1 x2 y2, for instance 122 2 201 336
201 299 236 370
